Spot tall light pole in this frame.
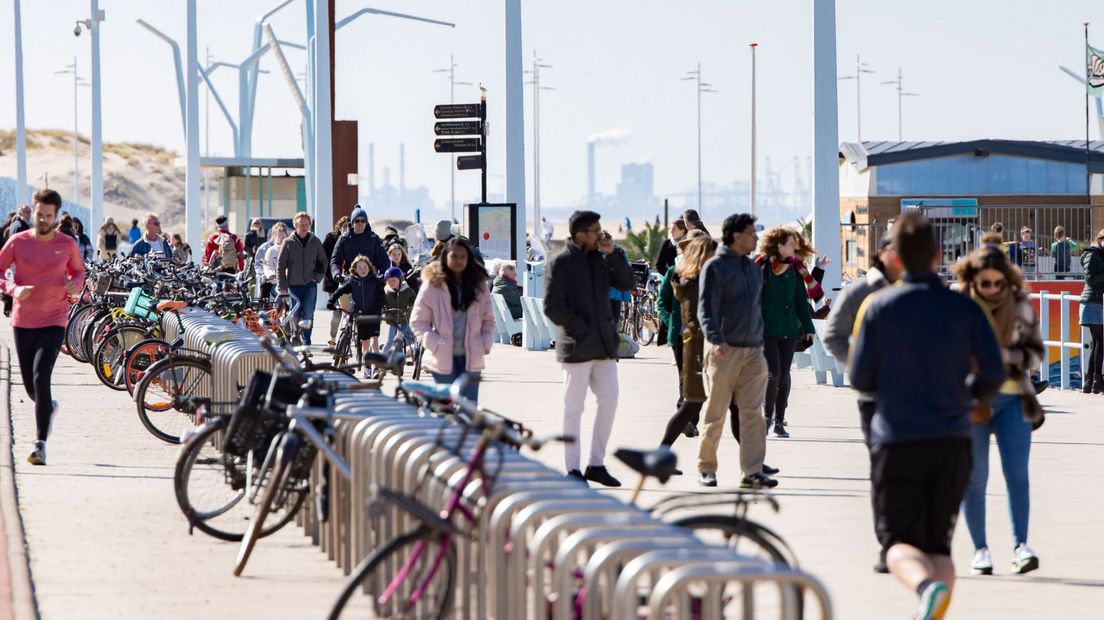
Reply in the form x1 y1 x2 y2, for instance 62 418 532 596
54 58 89 204
682 62 717 213
13 0 28 204
750 43 758 216
881 67 919 141
838 54 874 142
813 0 842 295
185 0 201 254
75 1 106 229
525 51 554 237
433 54 473 221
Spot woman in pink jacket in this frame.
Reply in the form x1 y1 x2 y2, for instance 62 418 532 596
410 237 496 403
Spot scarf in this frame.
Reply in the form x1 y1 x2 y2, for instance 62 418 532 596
755 255 824 301
972 285 1015 347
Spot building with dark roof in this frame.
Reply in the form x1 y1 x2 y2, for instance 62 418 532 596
838 140 1104 279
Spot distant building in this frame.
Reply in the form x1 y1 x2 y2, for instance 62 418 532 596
615 162 657 215
839 139 1104 278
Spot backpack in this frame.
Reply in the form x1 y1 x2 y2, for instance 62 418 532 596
216 233 238 271
104 232 118 251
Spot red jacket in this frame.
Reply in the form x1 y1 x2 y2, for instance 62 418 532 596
204 231 245 270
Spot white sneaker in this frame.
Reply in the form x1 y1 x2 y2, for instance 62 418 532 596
1012 543 1039 574
971 548 993 575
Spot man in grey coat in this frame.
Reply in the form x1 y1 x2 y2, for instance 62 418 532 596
278 212 328 345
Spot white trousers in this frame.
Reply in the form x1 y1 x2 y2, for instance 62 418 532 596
561 359 619 471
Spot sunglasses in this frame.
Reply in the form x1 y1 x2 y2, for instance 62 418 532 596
977 278 1007 290
353 219 367 224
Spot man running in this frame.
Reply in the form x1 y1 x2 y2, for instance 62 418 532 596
0 189 85 465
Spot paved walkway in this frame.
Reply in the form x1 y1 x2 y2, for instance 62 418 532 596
1 318 1101 618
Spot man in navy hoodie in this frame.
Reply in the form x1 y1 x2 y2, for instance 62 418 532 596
850 212 1005 620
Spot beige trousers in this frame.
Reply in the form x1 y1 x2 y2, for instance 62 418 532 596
696 345 768 477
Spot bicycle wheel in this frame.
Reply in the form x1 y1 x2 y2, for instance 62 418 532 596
329 528 456 620
134 356 212 444
234 433 302 576
411 346 424 381
66 304 99 362
174 419 306 542
332 322 352 367
672 514 796 566
124 338 170 396
93 325 151 391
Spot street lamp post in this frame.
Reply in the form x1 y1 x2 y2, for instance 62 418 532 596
74 0 106 230
838 54 874 142
13 0 28 204
434 54 473 222
750 44 758 216
682 62 717 213
881 67 919 141
55 57 89 204
525 51 554 238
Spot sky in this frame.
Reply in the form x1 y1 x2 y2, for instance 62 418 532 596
1 0 1102 221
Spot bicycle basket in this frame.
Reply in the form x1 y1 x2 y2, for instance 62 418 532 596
630 260 650 289
93 272 113 296
223 371 299 459
124 287 158 320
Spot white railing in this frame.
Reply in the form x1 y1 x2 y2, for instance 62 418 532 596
1030 290 1086 390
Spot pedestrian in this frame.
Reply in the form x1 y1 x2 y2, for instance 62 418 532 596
72 218 94 262
1007 226 1036 275
0 212 18 244
682 208 709 236
655 219 686 277
0 189 86 466
695 213 776 489
130 213 173 259
382 266 418 359
127 218 141 244
952 245 1044 577
57 214 78 242
327 255 385 378
330 205 389 282
5 205 32 243
754 227 816 438
260 223 289 300
244 218 265 258
96 216 123 261
386 241 414 275
540 216 554 247
849 212 1005 620
658 230 711 449
1080 227 1104 394
204 214 245 272
277 213 327 345
169 234 192 265
410 237 496 403
1050 225 1077 280
543 210 635 486
822 234 902 574
323 216 349 346
491 261 523 320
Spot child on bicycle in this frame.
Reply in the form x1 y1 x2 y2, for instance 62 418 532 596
382 266 418 360
327 254 384 378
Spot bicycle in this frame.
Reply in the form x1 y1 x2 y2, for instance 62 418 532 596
326 378 568 619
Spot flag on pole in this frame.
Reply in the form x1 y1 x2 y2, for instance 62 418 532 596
1088 42 1104 95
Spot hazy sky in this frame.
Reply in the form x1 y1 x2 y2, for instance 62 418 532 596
1 0 1101 217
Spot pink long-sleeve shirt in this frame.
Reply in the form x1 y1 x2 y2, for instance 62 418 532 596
0 230 86 328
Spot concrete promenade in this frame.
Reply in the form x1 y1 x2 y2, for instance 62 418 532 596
1 318 1102 618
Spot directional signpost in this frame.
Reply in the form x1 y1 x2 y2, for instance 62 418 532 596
433 97 487 202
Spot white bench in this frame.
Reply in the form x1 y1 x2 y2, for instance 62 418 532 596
521 296 552 350
491 293 523 344
808 319 846 387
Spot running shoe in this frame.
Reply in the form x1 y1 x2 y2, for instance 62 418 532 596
915 581 949 620
1012 543 1039 574
26 441 46 466
971 548 993 575
698 472 717 487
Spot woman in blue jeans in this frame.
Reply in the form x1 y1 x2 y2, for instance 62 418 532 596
953 246 1045 576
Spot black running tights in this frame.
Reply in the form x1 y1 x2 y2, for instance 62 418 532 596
13 326 64 441
1089 324 1104 378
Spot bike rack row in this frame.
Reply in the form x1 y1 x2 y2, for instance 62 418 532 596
187 318 833 618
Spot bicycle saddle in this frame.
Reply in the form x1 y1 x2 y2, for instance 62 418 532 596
156 300 188 312
614 447 679 484
200 328 237 345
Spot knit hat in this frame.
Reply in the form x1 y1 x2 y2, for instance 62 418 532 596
383 266 404 280
350 205 368 227
435 219 453 242
215 215 229 231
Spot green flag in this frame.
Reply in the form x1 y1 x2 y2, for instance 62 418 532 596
1087 42 1104 95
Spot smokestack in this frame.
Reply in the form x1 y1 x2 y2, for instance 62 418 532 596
399 143 405 194
383 166 391 190
587 141 596 207
368 143 375 194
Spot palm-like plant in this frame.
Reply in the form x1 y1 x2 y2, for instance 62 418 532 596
622 221 667 264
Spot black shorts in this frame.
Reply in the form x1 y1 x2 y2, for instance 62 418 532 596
870 438 971 556
356 321 380 341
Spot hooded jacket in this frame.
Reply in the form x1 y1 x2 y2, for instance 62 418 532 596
1080 245 1104 304
384 279 417 324
329 271 384 316
330 206 389 281
409 262 496 375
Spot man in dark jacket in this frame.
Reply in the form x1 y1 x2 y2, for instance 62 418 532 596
695 213 773 490
850 212 1004 619
278 212 328 346
323 216 349 346
544 210 634 487
330 205 388 281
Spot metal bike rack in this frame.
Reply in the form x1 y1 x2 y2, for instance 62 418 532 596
579 537 702 620
647 560 834 620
